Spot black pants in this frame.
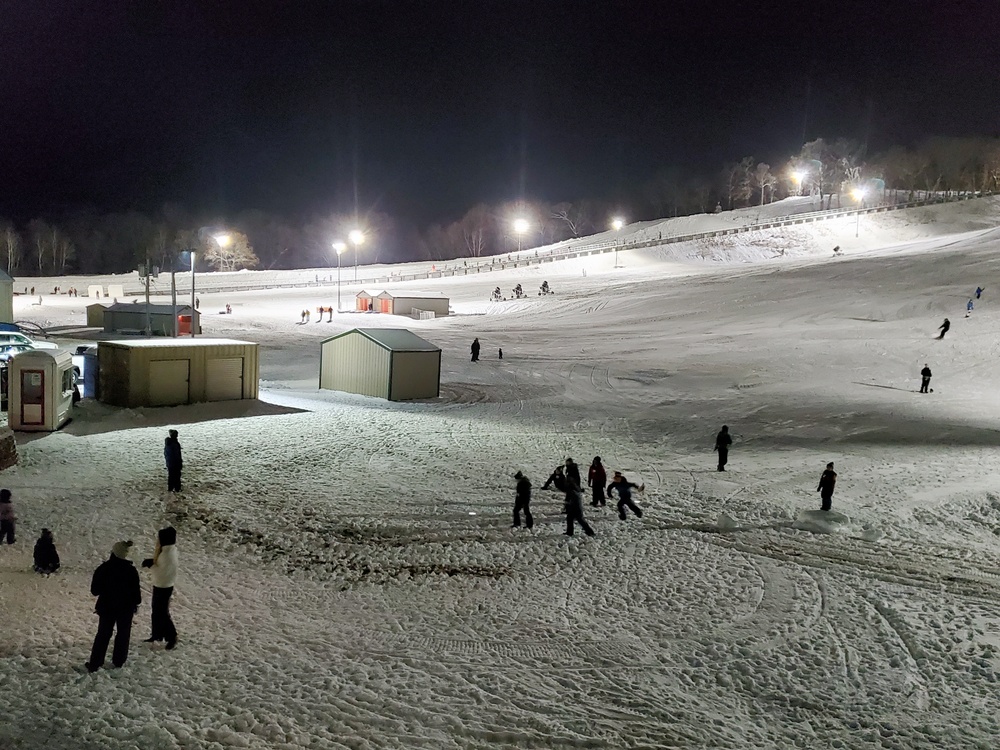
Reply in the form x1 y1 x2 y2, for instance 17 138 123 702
717 449 729 471
0 519 14 544
89 611 134 668
512 499 533 529
821 492 833 511
617 497 643 520
150 586 177 643
591 484 605 506
566 506 595 536
167 467 182 492
920 377 930 393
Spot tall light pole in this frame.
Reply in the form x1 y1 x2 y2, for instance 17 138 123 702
332 241 346 311
851 188 866 238
513 218 529 254
349 229 365 283
611 217 625 267
194 233 229 338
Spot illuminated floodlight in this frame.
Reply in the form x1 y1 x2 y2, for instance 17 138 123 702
851 188 866 202
611 217 625 231
791 170 805 183
332 241 347 255
513 218 529 235
349 229 365 246
213 233 232 247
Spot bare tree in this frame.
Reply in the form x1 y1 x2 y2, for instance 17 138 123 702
722 157 754 209
460 204 492 257
0 222 21 274
28 219 53 274
753 163 777 205
202 231 258 271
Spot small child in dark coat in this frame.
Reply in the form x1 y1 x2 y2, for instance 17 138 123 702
0 489 15 544
33 528 61 574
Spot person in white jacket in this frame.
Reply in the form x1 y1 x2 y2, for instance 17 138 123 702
141 526 178 649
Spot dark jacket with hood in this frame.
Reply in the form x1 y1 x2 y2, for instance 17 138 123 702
91 555 142 616
164 436 183 471
33 532 60 573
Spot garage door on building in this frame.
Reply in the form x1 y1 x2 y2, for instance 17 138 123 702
206 357 244 401
149 360 190 406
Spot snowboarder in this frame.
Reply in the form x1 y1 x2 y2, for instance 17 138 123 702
976 286 983 299
564 458 581 487
920 364 932 393
541 465 567 492
817 462 837 511
141 526 178 649
471 338 480 362
607 472 644 521
937 318 950 339
715 425 732 471
587 457 607 507
511 471 533 530
33 528 60 574
86 541 141 672
966 299 974 317
0 489 16 544
164 429 183 493
564 477 595 537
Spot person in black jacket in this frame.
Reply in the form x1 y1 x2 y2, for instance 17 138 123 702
471 338 481 362
817 462 837 511
564 458 581 488
608 472 645 521
564 477 595 536
512 471 533 529
33 528 60 575
86 541 142 672
920 364 932 393
164 429 183 492
587 457 607 507
937 318 950 340
541 465 567 491
714 425 733 471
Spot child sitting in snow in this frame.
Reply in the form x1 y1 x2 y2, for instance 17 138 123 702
33 528 60 574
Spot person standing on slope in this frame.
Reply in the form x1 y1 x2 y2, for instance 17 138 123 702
564 477 595 537
976 286 983 300
141 526 179 649
919 364 932 394
164 429 183 493
564 458 581 488
471 337 480 362
608 472 645 521
511 471 533 530
937 318 950 339
714 425 733 472
587 457 607 507
86 541 141 672
817 462 837 512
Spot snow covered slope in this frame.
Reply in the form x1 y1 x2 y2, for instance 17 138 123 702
2 199 1000 749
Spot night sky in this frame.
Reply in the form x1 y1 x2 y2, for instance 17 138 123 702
1 0 996 226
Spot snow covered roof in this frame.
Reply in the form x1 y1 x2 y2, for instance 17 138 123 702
323 328 440 352
105 302 196 314
356 289 385 299
101 338 256 348
376 290 447 300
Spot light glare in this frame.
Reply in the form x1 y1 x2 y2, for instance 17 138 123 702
349 229 365 246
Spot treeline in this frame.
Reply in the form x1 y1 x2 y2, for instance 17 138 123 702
3 136 998 277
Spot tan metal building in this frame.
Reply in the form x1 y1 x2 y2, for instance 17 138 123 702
86 303 107 327
319 328 441 401
375 291 450 317
355 289 383 312
103 302 201 336
0 270 13 324
98 338 259 408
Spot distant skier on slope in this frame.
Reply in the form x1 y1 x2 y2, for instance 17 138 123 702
587 457 607 507
817 462 837 511
714 425 733 471
966 299 974 318
511 471 533 530
607 472 644 521
937 318 950 339
920 364 932 394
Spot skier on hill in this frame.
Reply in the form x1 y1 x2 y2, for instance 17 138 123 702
714 425 732 472
564 477 595 537
511 471 533 530
920 364 932 394
33 528 60 574
976 286 983 299
587 457 607 507
541 465 567 492
564 458 581 488
817 462 837 511
937 318 950 339
966 299 974 317
607 472 644 521
471 338 481 362
86 541 141 672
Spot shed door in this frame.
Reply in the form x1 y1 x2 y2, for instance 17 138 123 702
206 357 244 401
20 369 45 425
379 298 392 313
149 360 190 406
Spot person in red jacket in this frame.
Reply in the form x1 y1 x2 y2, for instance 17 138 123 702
587 457 607 507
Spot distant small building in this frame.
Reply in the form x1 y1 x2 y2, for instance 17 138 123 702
355 289 384 312
0 269 13 324
86 303 107 327
319 328 441 401
102 302 201 336
374 291 450 318
98 338 259 408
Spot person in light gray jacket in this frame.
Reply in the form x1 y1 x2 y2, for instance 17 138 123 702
141 526 179 649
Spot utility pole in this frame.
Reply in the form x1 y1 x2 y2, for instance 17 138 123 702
144 257 151 336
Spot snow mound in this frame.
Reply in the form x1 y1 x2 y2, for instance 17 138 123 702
793 509 851 534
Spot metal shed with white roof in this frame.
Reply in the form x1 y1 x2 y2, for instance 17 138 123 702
319 328 441 401
375 290 450 317
97 338 259 408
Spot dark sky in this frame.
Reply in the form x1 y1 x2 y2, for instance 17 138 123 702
1 0 997 226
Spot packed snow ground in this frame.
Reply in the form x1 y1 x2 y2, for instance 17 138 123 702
3 198 1000 749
